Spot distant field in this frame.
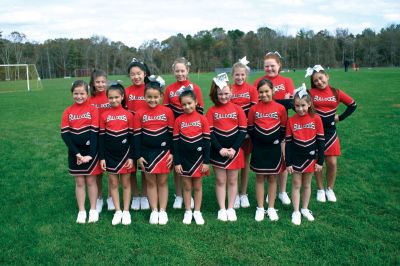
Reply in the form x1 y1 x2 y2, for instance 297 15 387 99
0 68 399 265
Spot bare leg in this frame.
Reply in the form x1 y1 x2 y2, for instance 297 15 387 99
278 170 288 193
145 173 158 210
193 178 203 211
157 174 169 211
301 173 313 209
174 170 182 197
121 173 131 211
291 173 302 212
240 152 250 195
267 174 277 209
75 176 86 211
96 173 103 199
141 171 147 197
109 173 121 211
326 156 337 189
315 167 325 190
86 175 98 210
227 169 239 209
255 174 265 208
183 176 193 211
214 166 227 210
131 172 139 197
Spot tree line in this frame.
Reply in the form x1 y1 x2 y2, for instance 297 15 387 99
1 24 399 79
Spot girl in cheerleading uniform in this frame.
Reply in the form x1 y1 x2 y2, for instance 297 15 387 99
163 57 204 210
254 51 294 206
248 79 287 222
173 89 210 225
307 65 357 202
206 73 247 222
125 58 151 211
88 69 114 213
285 86 325 225
230 57 258 209
134 76 174 225
99 82 135 226
61 80 102 224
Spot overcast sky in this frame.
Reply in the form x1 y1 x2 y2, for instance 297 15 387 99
1 0 399 47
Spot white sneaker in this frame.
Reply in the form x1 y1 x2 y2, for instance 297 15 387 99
76 211 86 224
265 195 268 204
316 190 326 202
255 207 265 222
158 210 168 225
131 197 140 210
234 195 240 209
267 208 279 221
191 197 194 209
173 195 183 209
291 211 301 225
217 209 228 222
183 210 193 224
107 197 115 211
112 210 123 225
193 211 205 225
122 211 131 225
278 192 291 205
301 208 315 221
88 209 99 223
149 210 159 224
325 188 337 202
96 198 103 213
140 197 150 210
240 194 250 208
226 208 237 222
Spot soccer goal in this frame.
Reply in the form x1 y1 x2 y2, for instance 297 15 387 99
0 64 43 92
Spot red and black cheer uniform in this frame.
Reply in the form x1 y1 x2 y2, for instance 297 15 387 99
310 86 357 156
285 113 325 173
163 80 204 117
61 101 102 176
133 105 174 174
247 100 287 175
206 102 247 169
231 82 258 154
125 84 147 115
254 75 295 110
173 112 210 178
89 90 111 116
99 105 135 174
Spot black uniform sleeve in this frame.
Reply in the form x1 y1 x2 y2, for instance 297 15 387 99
285 136 293 167
173 136 181 165
231 130 246 152
98 131 105 160
129 131 135 160
134 131 142 160
316 137 325 166
61 132 80 156
89 129 98 159
203 135 211 164
275 99 294 111
210 131 223 152
338 103 357 121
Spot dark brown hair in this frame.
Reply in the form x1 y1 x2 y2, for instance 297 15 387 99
209 80 230 106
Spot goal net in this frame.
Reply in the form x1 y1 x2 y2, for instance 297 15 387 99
0 64 43 92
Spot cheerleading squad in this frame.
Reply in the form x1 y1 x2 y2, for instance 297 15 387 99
61 53 357 226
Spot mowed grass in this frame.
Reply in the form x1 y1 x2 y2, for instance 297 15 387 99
0 68 399 265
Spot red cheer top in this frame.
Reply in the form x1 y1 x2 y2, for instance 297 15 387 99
125 84 147 115
230 82 258 115
254 74 295 100
89 90 111 115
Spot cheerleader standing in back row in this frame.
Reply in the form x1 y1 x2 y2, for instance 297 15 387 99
230 57 258 209
88 69 114 213
307 65 357 202
254 51 295 206
163 57 204 210
248 79 287 222
285 86 325 225
99 82 135 226
125 59 151 211
206 73 247 222
134 76 174 225
61 80 102 224
173 89 210 225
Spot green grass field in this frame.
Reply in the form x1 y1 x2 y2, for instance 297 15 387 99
0 68 399 265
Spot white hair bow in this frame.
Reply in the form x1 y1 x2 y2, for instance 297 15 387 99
148 75 165 88
305 65 324 78
239 56 249 66
131 58 144 64
266 51 282 58
294 83 308 98
213 73 229 89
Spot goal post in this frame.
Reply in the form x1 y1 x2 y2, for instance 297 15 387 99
0 64 43 92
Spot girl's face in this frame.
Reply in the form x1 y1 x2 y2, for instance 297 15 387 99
129 66 145 85
72 86 88 104
294 97 311 116
217 86 231 105
94 76 107 92
312 72 329 89
108 89 123 108
145 88 162 108
233 67 247 86
174 63 189 82
180 95 197 114
258 84 274 103
264 58 280 78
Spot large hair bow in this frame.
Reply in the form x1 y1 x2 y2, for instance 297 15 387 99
213 73 229 89
305 65 324 78
148 75 165 88
266 51 282 58
294 83 308 98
